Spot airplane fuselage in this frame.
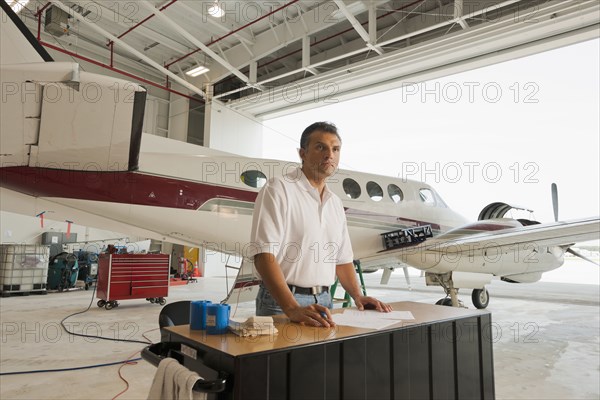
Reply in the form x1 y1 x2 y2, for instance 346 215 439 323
0 141 468 262
0 138 571 293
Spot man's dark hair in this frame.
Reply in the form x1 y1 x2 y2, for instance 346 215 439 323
300 122 341 149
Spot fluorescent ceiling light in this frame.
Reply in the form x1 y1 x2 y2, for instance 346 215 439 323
207 1 224 18
7 0 30 14
185 65 210 77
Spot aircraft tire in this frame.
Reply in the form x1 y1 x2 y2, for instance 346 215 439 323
472 288 489 309
435 298 453 306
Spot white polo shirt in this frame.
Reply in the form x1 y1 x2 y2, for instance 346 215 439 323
248 167 354 287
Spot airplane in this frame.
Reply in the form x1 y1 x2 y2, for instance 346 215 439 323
1 3 598 309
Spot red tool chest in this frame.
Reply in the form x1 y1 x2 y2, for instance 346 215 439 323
96 254 170 310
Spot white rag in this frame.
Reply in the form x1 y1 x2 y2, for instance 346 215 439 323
147 357 207 400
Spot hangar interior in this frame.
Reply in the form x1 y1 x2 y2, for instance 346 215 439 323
0 0 599 399
2 0 598 252
6 0 600 147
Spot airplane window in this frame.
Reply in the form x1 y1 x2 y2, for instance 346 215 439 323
419 188 436 205
387 184 403 203
343 178 361 199
366 181 383 202
433 189 449 208
240 170 267 188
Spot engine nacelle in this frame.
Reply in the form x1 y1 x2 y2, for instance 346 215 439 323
478 202 541 226
501 272 543 283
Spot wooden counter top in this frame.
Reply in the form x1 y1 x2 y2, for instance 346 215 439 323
166 301 488 357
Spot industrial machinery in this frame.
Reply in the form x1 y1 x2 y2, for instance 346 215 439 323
74 250 98 290
47 252 79 291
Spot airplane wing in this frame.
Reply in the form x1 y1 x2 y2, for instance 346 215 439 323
430 217 599 251
360 217 600 265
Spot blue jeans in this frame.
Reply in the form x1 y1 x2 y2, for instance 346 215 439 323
256 285 333 316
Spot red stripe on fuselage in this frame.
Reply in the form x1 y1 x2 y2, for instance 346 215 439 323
0 167 258 209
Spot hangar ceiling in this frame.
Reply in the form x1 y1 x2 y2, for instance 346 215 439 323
12 0 600 119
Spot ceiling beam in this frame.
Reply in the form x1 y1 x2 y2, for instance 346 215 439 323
48 0 206 98
207 1 351 82
175 1 255 57
302 35 317 75
139 0 250 84
256 0 524 83
19 14 167 81
230 0 600 118
454 0 471 30
377 0 522 47
88 1 194 55
368 1 377 44
333 0 383 55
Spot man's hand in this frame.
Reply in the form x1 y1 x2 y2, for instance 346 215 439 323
285 304 336 328
353 296 393 312
335 263 392 313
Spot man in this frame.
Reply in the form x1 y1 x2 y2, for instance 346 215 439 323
249 122 392 327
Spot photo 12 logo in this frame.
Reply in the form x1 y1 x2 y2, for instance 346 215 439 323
1 321 140 344
399 161 540 184
400 81 540 104
245 82 339 105
2 81 139 105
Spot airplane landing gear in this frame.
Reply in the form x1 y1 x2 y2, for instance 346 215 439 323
427 272 463 307
471 288 490 309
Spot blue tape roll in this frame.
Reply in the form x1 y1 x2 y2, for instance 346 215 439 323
206 303 230 334
189 300 212 330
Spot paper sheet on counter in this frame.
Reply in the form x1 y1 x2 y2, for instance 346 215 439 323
332 310 415 330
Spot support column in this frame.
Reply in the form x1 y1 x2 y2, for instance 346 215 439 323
168 92 189 143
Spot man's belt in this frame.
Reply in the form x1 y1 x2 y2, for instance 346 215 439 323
288 285 329 295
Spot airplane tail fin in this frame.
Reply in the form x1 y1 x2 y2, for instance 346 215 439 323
0 1 53 64
1 4 146 173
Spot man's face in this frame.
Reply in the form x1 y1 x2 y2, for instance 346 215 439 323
299 131 341 181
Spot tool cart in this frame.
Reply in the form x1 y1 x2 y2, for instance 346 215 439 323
96 253 170 310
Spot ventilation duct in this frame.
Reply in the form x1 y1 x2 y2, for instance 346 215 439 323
44 5 69 37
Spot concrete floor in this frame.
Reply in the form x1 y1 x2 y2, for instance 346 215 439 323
1 272 598 400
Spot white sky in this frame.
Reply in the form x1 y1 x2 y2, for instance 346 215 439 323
262 38 600 224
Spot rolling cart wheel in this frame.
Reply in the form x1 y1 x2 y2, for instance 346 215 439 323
97 300 106 308
105 302 114 310
158 298 166 305
149 298 156 304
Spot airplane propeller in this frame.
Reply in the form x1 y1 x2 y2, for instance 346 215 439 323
567 248 600 266
551 182 559 222
552 183 599 266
